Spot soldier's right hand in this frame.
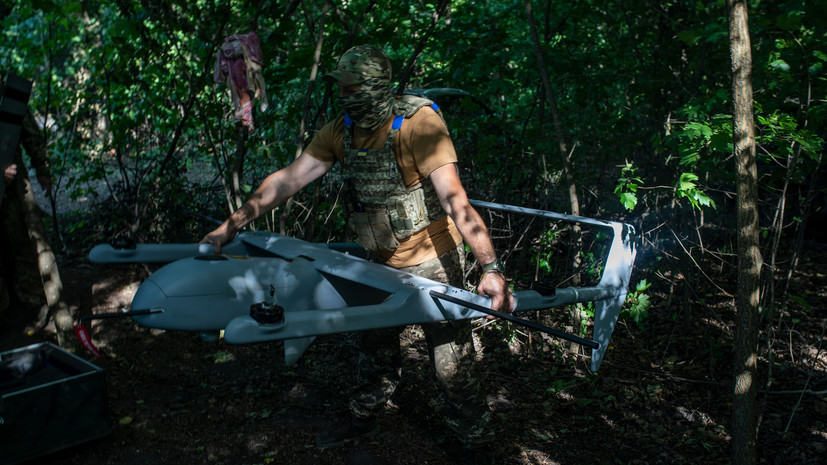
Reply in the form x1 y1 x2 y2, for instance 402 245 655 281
199 224 235 254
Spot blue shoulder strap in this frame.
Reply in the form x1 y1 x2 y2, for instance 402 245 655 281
391 115 404 130
391 102 440 130
347 102 440 132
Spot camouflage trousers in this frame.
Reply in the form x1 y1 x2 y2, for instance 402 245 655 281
0 175 47 314
349 244 492 445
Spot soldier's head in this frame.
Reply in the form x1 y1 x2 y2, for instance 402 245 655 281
325 45 395 133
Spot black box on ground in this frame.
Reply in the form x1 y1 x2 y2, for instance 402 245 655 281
0 342 111 464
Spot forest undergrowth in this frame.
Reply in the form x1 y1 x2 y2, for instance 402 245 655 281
3 212 824 465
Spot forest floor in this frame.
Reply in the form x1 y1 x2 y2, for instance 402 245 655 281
1 240 826 465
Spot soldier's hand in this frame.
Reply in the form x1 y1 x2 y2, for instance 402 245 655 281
199 224 235 254
477 271 514 313
3 164 17 182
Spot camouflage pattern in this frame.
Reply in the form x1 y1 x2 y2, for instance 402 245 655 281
0 111 50 316
393 94 447 124
343 95 447 251
348 326 403 419
348 244 493 445
325 44 392 85
328 45 395 133
329 45 491 445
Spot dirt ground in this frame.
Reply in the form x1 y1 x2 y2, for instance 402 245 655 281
1 244 826 465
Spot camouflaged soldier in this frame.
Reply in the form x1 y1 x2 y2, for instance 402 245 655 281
1 110 52 316
201 44 514 462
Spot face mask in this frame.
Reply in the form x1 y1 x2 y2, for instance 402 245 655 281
337 77 395 133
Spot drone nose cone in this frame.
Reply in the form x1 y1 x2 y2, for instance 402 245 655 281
131 279 166 327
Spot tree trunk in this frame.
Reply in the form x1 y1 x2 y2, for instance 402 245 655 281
232 126 249 214
280 0 330 236
523 0 580 220
727 1 762 464
18 177 79 353
524 0 584 350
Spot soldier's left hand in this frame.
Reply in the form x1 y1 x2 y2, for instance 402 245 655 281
4 164 17 182
477 271 514 313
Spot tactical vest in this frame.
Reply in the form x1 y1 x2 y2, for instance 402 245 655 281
343 95 447 251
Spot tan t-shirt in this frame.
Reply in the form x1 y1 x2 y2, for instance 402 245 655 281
305 106 463 268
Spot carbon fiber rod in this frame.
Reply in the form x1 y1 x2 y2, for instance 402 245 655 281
429 290 599 349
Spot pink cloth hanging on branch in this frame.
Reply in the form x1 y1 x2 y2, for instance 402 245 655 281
214 31 269 130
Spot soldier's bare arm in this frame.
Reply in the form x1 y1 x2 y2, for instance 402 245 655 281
429 163 514 312
201 153 334 253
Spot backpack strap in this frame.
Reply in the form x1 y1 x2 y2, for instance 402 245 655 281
344 99 442 150
346 100 439 130
391 103 439 131
385 96 443 147
391 115 404 130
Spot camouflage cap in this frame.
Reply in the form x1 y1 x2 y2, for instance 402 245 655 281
324 45 392 85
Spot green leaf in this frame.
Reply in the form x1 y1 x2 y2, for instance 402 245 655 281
776 11 804 31
679 172 699 190
619 192 637 211
676 30 700 46
709 130 733 153
636 294 651 311
684 121 713 139
678 147 701 166
788 294 811 311
769 59 791 73
692 190 715 208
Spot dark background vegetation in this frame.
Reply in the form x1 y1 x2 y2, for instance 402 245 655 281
1 1 824 464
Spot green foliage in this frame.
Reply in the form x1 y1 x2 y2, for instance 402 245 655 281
530 228 561 276
578 302 595 337
786 294 811 313
755 109 825 187
677 172 717 210
579 249 604 283
545 378 576 395
1 0 823 292
614 162 643 211
621 279 652 330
